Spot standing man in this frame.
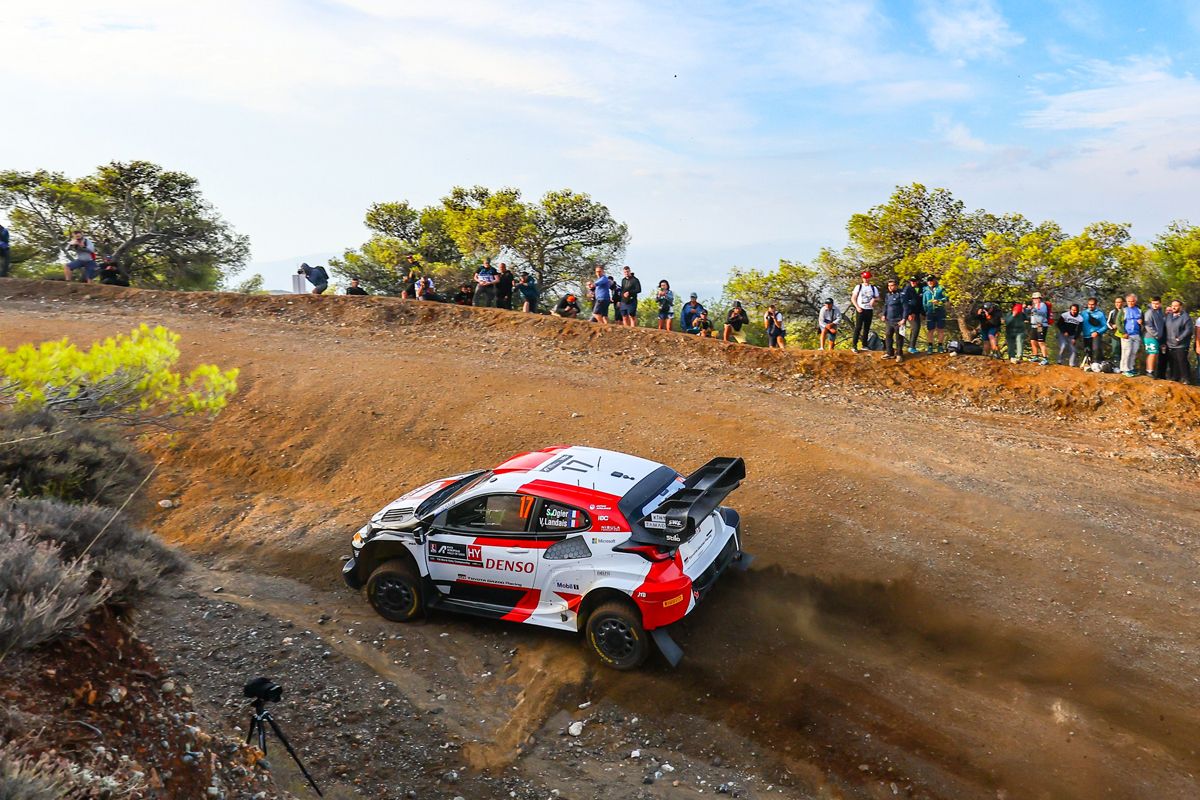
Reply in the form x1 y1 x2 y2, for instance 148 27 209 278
1081 298 1107 365
655 281 675 331
345 278 368 295
1005 302 1028 363
0 222 10 278
1163 300 1193 383
764 305 787 348
723 300 749 343
818 298 840 350
1027 292 1051 365
903 275 921 354
1055 304 1083 366
1142 297 1166 379
589 264 615 324
495 263 514 310
882 278 907 361
1107 296 1126 365
922 275 949 353
473 258 499 307
517 273 539 312
618 265 641 327
680 293 705 332
64 230 98 283
850 271 878 353
1120 293 1143 377
400 255 420 298
297 262 329 294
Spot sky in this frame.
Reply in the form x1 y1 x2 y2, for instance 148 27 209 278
3 0 1200 294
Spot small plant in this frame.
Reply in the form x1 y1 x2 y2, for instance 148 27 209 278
0 324 239 427
0 743 72 800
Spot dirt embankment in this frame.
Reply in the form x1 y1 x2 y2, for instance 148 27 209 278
3 279 1200 800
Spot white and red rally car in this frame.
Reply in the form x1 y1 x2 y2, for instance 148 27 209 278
342 446 748 669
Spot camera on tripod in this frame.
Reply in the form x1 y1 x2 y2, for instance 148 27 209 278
243 677 283 704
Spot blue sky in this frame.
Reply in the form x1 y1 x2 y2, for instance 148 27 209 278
4 0 1199 294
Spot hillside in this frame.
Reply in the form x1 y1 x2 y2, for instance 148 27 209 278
3 279 1199 799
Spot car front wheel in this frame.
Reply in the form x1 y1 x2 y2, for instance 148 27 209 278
366 560 424 622
585 601 649 670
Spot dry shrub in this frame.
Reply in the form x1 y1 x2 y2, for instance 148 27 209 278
0 411 148 509
0 500 184 608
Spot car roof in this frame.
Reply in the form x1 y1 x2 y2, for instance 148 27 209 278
475 446 669 500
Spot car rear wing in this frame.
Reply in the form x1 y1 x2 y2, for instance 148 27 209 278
629 457 746 546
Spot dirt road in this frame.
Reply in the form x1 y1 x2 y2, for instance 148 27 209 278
3 281 1199 799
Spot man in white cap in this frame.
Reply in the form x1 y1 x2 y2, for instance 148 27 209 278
1027 292 1052 365
850 270 878 352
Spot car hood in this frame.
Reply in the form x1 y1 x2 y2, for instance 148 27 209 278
370 473 473 529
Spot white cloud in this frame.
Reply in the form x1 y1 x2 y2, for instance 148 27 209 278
920 0 1024 60
933 115 989 151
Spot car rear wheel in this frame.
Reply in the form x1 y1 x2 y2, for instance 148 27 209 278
366 560 423 622
586 601 649 670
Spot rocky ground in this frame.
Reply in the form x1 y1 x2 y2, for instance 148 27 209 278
3 280 1199 799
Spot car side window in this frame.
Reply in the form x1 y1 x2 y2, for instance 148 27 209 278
535 501 590 532
445 494 531 533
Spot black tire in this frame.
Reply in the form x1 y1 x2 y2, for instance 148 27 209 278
366 560 423 622
585 601 649 670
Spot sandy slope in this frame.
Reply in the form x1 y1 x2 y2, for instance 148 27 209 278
3 280 1199 800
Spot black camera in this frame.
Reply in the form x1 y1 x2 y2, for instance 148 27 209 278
243 677 283 703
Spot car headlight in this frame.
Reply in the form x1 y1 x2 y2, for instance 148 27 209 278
351 524 372 550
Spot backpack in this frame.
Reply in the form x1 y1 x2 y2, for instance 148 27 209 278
314 265 329 282
948 340 983 355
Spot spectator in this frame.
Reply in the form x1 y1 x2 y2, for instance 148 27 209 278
818 298 840 350
903 275 922 354
1143 297 1166 379
416 274 438 300
97 257 130 287
64 230 98 283
473 259 499 307
495 263 514 310
680 293 705 332
345 278 368 296
1004 302 1028 364
764 304 786 349
922 275 949 353
975 302 1002 359
1056 303 1083 366
1107 295 1126 364
452 283 473 305
1081 298 1107 365
588 265 615 324
618 266 641 327
0 222 10 278
1163 300 1193 384
400 255 420 299
850 271 878 353
723 300 749 343
1120 293 1142 376
882 278 907 361
1027 292 1051 365
655 280 674 331
552 293 581 318
297 262 329 295
1195 313 1200 384
688 310 714 337
517 273 539 312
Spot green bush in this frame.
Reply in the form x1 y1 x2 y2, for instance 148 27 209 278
0 411 148 507
2 499 184 608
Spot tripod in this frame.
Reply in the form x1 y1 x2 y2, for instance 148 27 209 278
246 698 323 796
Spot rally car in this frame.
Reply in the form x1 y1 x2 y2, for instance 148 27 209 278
341 446 748 669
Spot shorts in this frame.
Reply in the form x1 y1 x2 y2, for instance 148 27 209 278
1030 325 1047 342
728 329 746 343
68 258 98 279
981 326 999 340
657 311 671 320
618 302 637 318
768 329 786 346
820 325 837 339
926 309 946 330
593 299 611 318
1143 336 1160 355
312 283 328 294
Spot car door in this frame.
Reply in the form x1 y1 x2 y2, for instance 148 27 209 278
426 493 539 608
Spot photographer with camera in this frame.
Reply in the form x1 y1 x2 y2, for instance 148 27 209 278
64 230 98 283
297 263 329 295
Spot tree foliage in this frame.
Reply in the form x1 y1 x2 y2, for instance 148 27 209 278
1143 221 1200 309
329 201 468 296
0 325 238 427
0 161 249 290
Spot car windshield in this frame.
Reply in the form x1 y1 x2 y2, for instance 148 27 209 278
416 470 490 519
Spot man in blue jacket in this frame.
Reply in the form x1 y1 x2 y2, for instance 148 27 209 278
902 275 921 353
680 293 705 332
297 263 329 294
883 278 908 361
0 224 10 278
1080 297 1107 365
